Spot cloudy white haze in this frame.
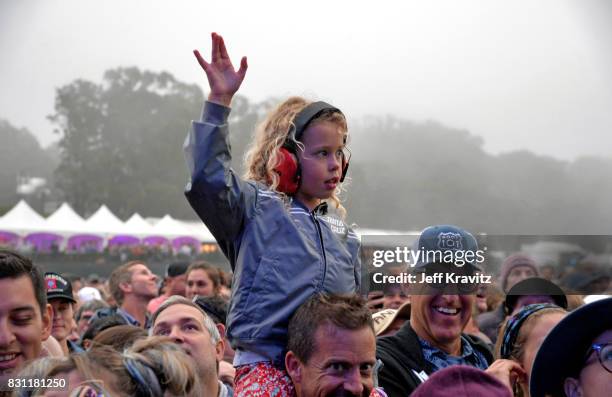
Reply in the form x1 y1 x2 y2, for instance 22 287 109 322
1 0 611 160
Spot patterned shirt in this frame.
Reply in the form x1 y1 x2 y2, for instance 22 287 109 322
419 336 489 373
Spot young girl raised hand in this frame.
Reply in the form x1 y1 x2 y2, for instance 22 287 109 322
185 33 361 396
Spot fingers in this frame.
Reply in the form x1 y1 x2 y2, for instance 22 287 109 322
367 291 385 311
508 362 527 380
486 359 527 385
211 32 221 63
368 297 385 308
219 35 230 60
193 50 210 73
237 56 248 80
498 359 526 376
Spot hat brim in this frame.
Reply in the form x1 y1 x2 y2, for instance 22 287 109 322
529 297 612 397
504 277 568 314
47 293 77 304
376 302 411 335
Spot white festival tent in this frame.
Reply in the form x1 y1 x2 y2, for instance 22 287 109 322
85 205 128 237
0 200 215 251
123 213 156 237
0 200 64 250
151 215 195 238
138 214 211 248
45 202 92 236
180 220 216 243
354 227 421 247
44 202 104 251
0 200 48 234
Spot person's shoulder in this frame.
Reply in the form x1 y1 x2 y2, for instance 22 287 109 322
462 332 495 363
254 185 285 203
377 322 420 361
376 325 425 397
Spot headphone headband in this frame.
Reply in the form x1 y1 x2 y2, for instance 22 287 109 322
292 101 342 142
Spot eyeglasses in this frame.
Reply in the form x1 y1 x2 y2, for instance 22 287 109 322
584 342 612 373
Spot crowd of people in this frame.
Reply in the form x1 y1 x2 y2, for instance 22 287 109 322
0 238 610 397
0 32 610 396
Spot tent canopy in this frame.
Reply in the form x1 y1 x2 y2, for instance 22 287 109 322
85 205 126 236
120 213 154 237
151 215 196 239
45 202 98 237
1 201 218 251
0 200 48 234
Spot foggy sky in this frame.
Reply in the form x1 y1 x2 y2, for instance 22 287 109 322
1 0 611 160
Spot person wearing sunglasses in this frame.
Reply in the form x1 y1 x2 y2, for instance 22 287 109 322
530 296 612 397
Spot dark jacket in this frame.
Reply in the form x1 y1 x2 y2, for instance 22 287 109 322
376 323 494 397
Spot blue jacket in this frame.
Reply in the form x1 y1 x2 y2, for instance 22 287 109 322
184 101 362 366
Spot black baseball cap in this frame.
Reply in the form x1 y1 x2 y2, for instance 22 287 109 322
504 277 568 314
165 261 189 278
192 295 228 325
529 297 612 397
44 272 76 303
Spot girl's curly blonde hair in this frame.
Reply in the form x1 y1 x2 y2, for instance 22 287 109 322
243 97 349 215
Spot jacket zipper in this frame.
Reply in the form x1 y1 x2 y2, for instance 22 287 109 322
311 211 327 288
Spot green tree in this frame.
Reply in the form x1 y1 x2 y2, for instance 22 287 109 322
50 67 261 219
0 119 55 210
49 80 107 215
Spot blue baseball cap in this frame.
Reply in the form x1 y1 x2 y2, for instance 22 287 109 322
411 225 482 270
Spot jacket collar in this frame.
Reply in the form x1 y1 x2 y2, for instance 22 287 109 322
394 322 429 369
390 322 493 368
291 199 328 216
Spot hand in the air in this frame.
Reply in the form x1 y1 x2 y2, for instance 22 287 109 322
194 32 248 107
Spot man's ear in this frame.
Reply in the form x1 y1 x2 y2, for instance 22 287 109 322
214 336 225 362
564 377 583 397
216 323 226 339
119 281 132 295
41 303 52 341
285 351 302 383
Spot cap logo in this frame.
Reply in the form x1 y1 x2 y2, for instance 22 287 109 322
437 232 463 250
46 278 57 290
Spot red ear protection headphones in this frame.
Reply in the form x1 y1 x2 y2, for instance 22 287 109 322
272 101 350 195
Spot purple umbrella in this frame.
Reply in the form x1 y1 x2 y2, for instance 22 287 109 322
143 236 170 246
66 234 104 253
109 235 141 247
172 236 200 250
23 233 63 253
0 231 20 247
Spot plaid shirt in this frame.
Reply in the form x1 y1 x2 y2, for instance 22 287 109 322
419 336 489 373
